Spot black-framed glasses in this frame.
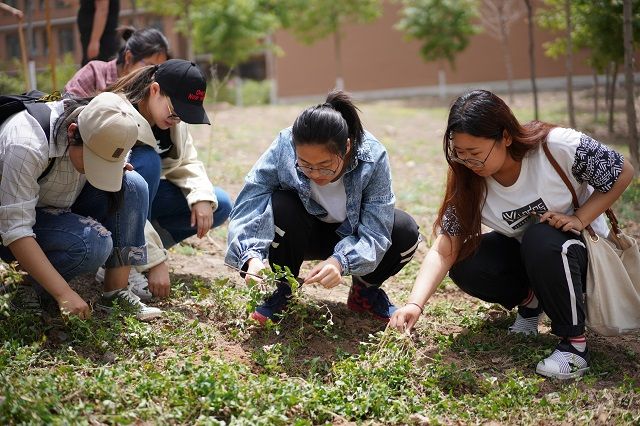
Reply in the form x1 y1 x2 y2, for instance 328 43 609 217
449 139 498 169
295 161 339 177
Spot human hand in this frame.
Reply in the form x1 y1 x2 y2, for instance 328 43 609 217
388 303 423 333
87 40 100 60
537 211 584 234
304 257 342 289
245 258 268 286
57 289 91 319
147 262 170 298
191 201 214 238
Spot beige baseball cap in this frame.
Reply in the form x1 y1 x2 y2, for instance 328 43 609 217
77 92 154 192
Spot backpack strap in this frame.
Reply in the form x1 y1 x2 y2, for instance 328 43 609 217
0 91 60 182
24 102 55 182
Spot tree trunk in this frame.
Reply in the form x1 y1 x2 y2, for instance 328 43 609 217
605 64 611 106
524 0 538 120
565 0 576 128
623 0 639 172
592 70 599 122
185 1 194 62
334 27 344 91
495 2 514 102
609 62 619 135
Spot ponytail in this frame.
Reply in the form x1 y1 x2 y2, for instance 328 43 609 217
292 90 364 162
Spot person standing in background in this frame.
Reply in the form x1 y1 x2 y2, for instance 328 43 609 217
78 0 120 66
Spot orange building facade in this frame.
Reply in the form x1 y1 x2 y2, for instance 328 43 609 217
270 1 621 102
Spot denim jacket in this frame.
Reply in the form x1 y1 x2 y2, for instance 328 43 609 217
225 127 395 276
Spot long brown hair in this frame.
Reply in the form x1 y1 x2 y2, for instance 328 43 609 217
435 90 555 261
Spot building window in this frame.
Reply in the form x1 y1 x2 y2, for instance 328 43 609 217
58 27 75 55
6 34 20 60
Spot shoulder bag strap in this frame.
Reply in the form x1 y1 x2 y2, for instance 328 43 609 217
541 143 602 238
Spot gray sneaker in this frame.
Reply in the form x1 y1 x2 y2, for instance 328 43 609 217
95 288 161 321
9 284 44 317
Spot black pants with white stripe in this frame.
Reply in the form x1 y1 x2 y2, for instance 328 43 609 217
449 223 588 337
269 190 420 287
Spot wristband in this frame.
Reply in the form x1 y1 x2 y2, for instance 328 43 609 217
406 302 424 315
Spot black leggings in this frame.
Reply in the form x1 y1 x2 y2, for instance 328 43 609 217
449 223 588 337
268 190 420 287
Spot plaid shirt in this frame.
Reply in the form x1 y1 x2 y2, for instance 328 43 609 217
64 59 119 97
0 101 86 246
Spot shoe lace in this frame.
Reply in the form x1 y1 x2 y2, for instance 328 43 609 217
117 288 142 306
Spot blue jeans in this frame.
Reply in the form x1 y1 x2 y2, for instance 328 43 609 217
0 171 149 282
129 144 161 217
150 181 233 248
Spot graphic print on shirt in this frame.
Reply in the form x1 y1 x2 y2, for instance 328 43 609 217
502 198 548 230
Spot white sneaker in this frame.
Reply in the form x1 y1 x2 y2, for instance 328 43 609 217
95 288 162 321
536 341 589 380
508 313 543 335
95 267 153 301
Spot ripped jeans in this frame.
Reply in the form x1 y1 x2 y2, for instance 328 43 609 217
0 171 148 283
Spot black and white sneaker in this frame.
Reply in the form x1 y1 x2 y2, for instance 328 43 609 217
536 340 589 379
508 306 543 336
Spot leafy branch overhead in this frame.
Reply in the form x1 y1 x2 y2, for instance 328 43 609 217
395 0 479 68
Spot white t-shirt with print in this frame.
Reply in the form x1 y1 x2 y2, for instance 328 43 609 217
443 127 623 241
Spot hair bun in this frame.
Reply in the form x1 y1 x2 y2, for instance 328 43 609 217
118 26 137 41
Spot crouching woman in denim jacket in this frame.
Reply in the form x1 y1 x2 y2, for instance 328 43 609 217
226 90 421 325
0 92 160 321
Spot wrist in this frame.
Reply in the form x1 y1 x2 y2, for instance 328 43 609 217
405 302 424 315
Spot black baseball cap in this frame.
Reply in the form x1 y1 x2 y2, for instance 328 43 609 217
154 59 211 125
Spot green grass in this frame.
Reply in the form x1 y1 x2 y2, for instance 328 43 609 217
2 90 640 424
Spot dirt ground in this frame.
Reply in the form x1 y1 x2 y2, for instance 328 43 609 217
63 89 640 380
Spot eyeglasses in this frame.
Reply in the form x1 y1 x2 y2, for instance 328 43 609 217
295 161 340 177
449 139 498 169
165 96 181 122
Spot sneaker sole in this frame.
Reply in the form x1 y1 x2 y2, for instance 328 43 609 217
250 311 269 325
536 366 589 380
95 304 162 321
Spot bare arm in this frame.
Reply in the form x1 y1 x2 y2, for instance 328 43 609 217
87 0 109 60
541 158 635 232
8 236 90 317
0 3 23 19
389 233 461 332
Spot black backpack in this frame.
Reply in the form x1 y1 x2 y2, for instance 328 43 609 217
0 90 62 182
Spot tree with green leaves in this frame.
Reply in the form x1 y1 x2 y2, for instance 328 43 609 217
396 0 478 97
139 0 283 103
623 0 639 171
524 0 539 120
191 0 281 70
138 0 198 61
478 0 525 103
538 0 640 135
282 0 382 90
